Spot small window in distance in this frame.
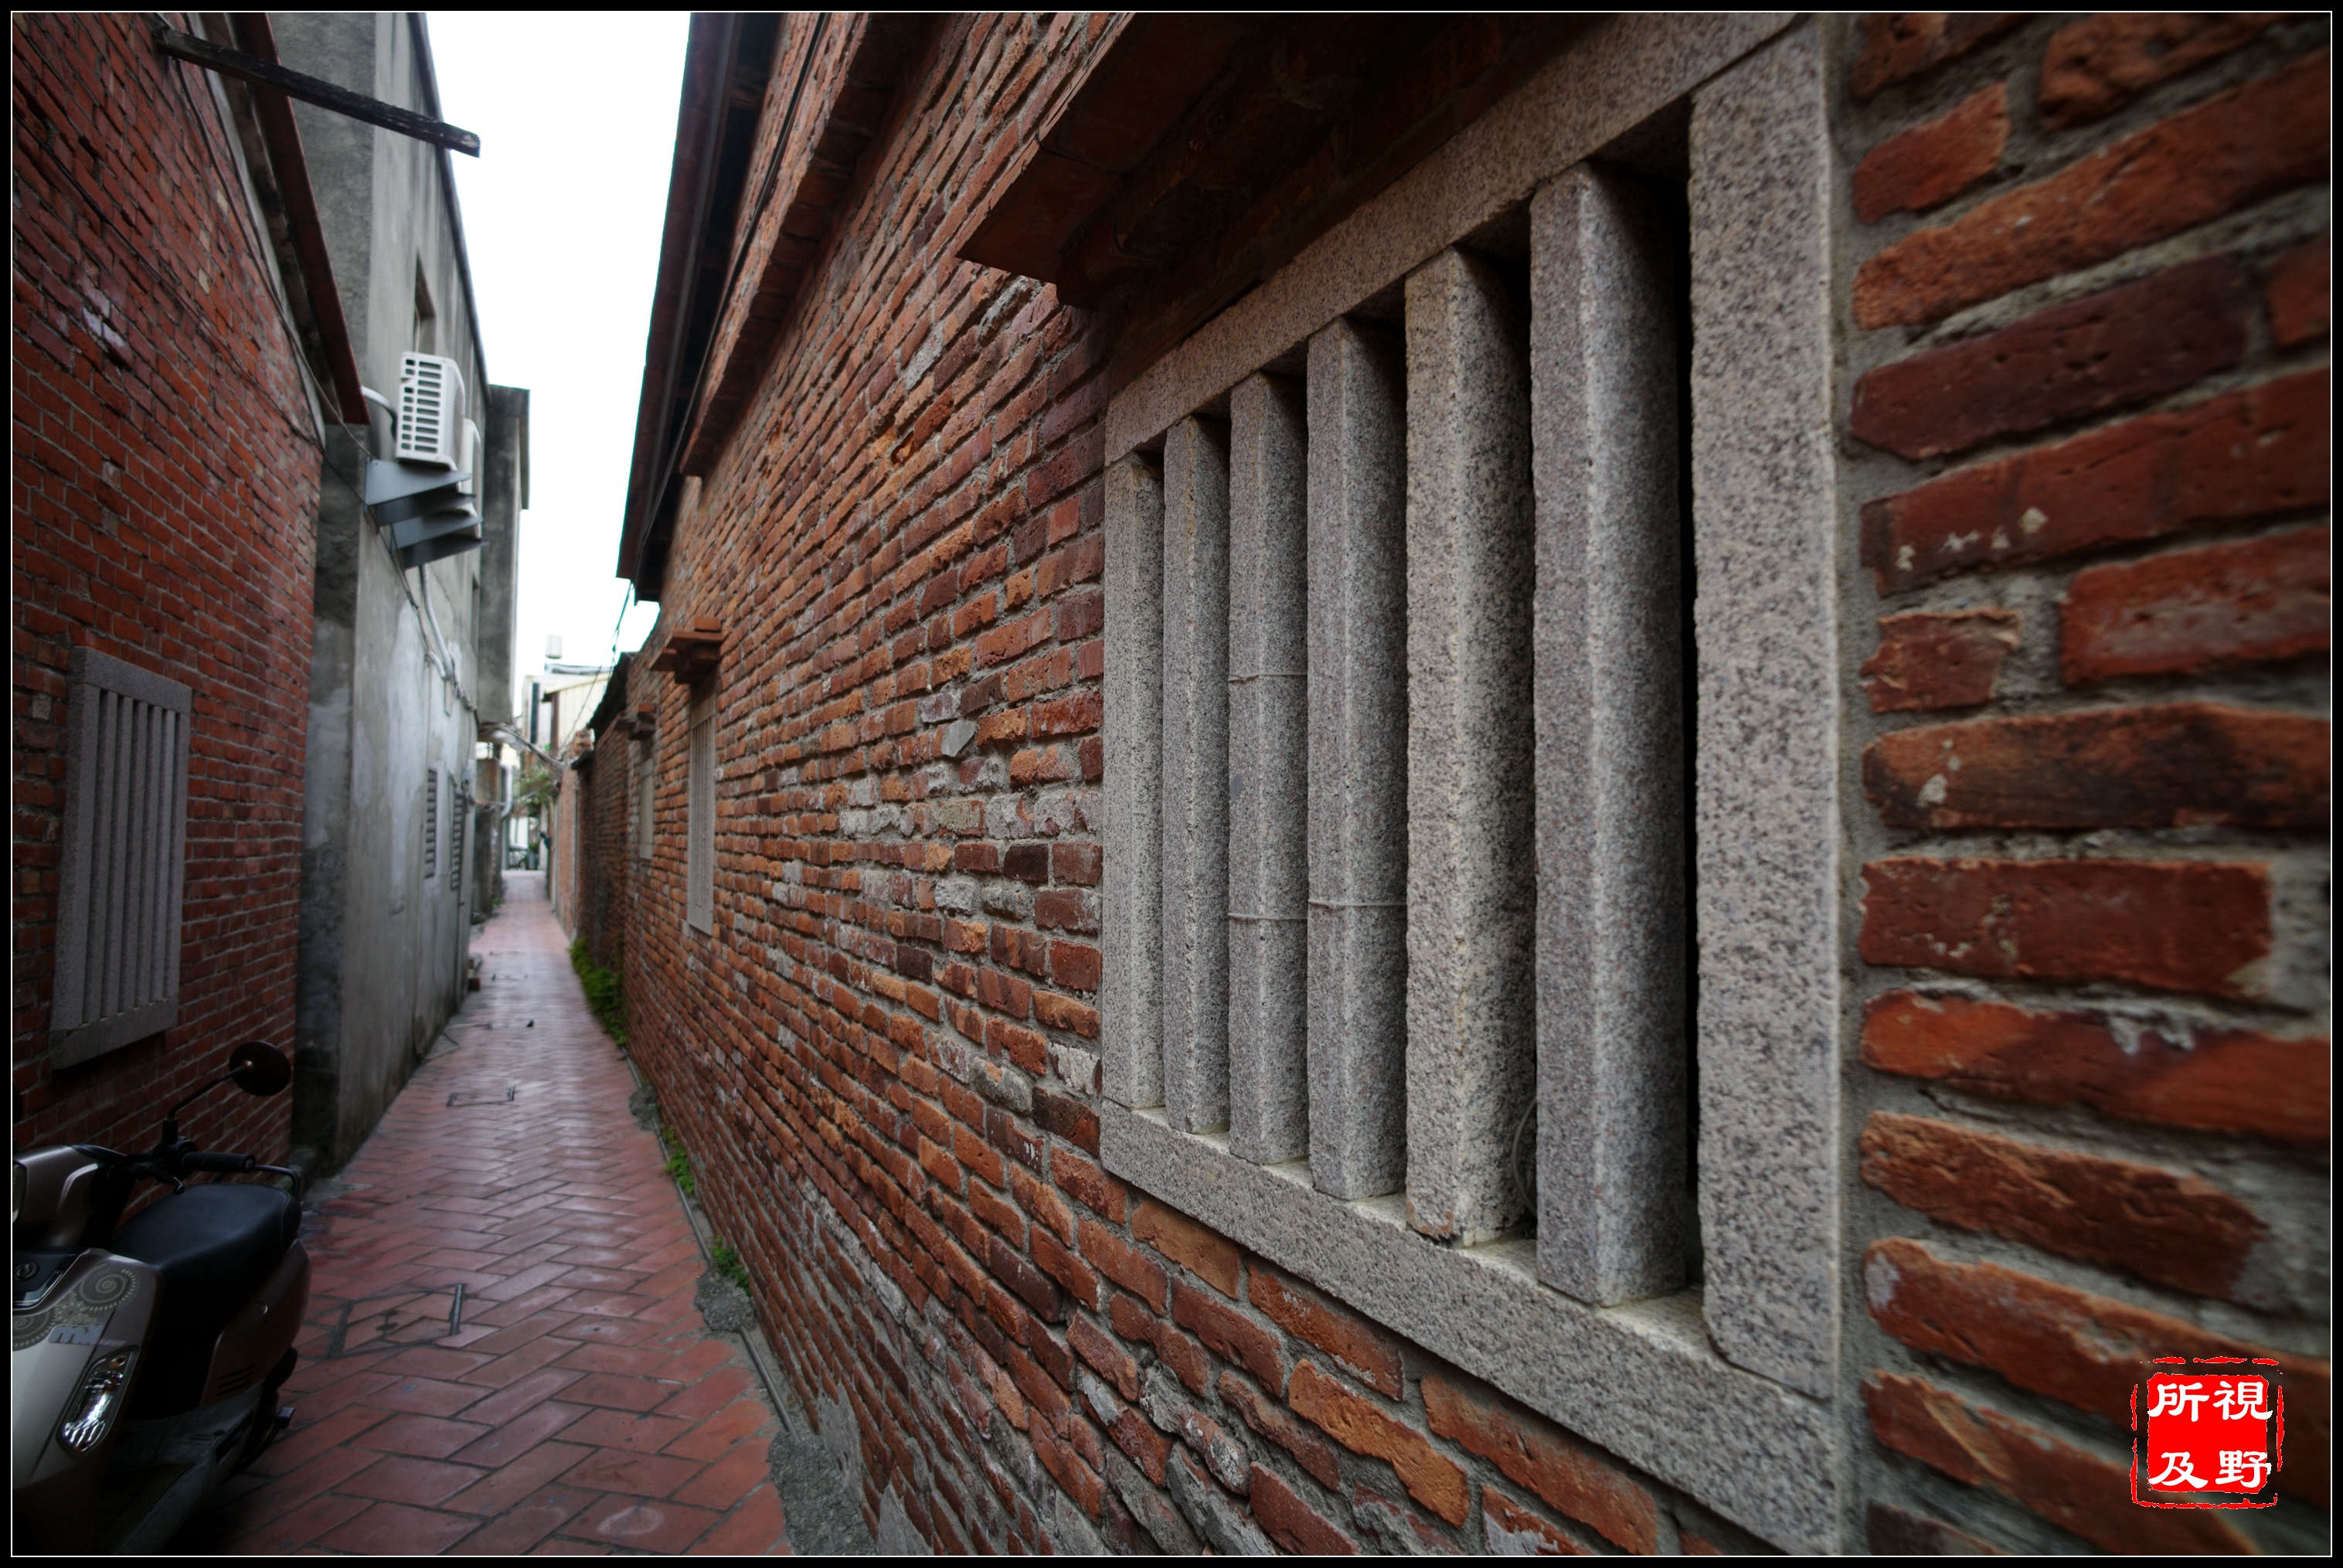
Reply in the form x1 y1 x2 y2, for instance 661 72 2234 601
413 261 437 355
451 785 467 897
50 648 192 1068
424 767 440 879
636 736 655 861
686 692 715 932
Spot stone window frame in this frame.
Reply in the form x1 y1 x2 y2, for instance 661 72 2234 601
685 688 716 934
1097 19 1838 1550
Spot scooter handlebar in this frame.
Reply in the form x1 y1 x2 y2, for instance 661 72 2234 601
181 1151 258 1174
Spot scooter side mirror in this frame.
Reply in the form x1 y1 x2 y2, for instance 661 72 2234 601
228 1042 291 1097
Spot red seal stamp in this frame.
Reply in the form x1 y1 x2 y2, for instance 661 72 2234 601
2134 1357 2285 1509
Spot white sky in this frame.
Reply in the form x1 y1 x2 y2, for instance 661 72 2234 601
429 12 687 713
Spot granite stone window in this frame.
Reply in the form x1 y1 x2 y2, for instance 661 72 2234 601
686 689 716 933
1100 22 1844 1550
49 646 192 1068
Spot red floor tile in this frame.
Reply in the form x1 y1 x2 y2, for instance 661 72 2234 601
443 1440 600 1517
369 1373 492 1418
447 1484 600 1555
672 1437 771 1511
336 1454 488 1506
564 1493 723 1554
691 1485 791 1556
168 879 794 1554
661 1396 774 1462
352 1411 495 1459
314 1500 483 1554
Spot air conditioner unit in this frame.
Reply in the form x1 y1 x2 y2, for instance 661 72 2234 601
395 352 466 468
457 419 484 497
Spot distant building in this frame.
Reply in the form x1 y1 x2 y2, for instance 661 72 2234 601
269 12 526 1176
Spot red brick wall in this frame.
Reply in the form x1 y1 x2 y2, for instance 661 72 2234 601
12 13 318 1162
609 15 1758 1555
599 12 2329 1553
1844 12 2329 1553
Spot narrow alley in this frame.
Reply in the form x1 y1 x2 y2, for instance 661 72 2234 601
175 876 805 1555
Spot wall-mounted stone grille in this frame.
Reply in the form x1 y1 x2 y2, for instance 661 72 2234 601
50 647 192 1067
1101 26 1847 1541
1109 184 1692 1287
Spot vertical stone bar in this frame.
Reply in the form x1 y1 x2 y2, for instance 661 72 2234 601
1102 453 1165 1110
1305 319 1409 1200
1403 248 1535 1244
1691 24 1841 1398
1161 417 1231 1134
1532 165 1687 1305
1227 373 1309 1165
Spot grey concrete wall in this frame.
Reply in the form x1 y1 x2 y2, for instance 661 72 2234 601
280 12 508 1172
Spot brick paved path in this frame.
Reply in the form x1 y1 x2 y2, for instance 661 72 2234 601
179 873 793 1554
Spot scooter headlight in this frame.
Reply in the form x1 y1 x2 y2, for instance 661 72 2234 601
56 1347 136 1453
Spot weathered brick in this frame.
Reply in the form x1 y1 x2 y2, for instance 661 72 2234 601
2038 12 2283 129
1049 841 1101 886
1031 1419 1104 1518
1481 1485 1591 1556
989 1232 1063 1320
1862 702 2328 831
1855 50 2330 328
1248 1465 1357 1556
1848 255 2250 460
1864 1373 2250 1553
1050 1148 1126 1222
1031 1085 1099 1153
1852 82 2008 223
1002 842 1049 883
1865 1504 2003 1556
1850 13 2025 100
1858 855 2270 998
1859 609 2020 713
1858 1113 2266 1302
1859 371 2329 593
1108 1405 1172 1483
1079 1219 1168 1311
1032 1226 1101 1311
1068 1311 1141 1401
1032 988 1100 1038
1288 1362 1468 1525
1008 1162 1076 1243
1248 1264 1403 1399
1864 1236 2329 1505
1171 1281 1284 1390
2266 236 2330 347
1047 939 1100 991
1421 1372 1660 1554
1218 1372 1339 1489
1862 989 2329 1146
2061 527 2329 683
1131 1199 1240 1298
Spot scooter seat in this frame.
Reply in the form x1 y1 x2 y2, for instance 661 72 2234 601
107 1183 300 1417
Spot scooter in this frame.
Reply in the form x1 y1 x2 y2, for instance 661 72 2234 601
12 1041 310 1554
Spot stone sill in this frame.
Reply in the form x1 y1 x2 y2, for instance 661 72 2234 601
1103 1102 1831 1553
